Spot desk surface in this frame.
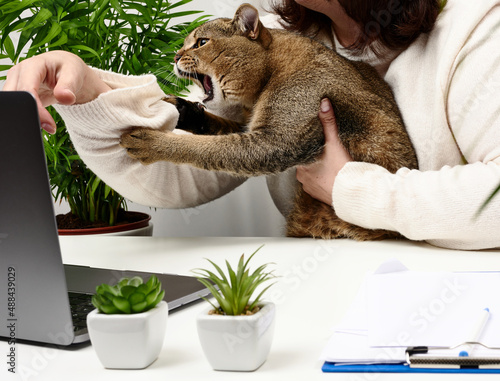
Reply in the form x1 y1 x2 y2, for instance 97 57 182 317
7 237 500 380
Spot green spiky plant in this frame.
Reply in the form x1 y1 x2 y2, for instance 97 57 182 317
92 275 165 314
192 245 277 316
0 0 208 227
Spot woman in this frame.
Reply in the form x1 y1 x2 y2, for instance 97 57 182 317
4 0 500 250
289 0 500 250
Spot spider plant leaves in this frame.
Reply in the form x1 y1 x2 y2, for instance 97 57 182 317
192 245 277 316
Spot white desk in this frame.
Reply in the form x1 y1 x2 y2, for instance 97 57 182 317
8 237 500 380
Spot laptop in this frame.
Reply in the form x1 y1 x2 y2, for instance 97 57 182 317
0 91 211 346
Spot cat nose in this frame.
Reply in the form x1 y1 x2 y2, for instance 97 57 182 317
174 53 182 63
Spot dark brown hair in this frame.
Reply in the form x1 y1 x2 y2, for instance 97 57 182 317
271 0 445 55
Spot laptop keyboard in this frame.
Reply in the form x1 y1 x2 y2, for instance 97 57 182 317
68 292 95 332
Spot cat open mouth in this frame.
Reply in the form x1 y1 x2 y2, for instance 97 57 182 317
176 68 214 102
199 74 214 102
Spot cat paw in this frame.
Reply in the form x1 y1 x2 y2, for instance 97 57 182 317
166 97 207 134
120 127 164 165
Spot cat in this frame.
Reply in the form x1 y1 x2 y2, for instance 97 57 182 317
120 3 418 241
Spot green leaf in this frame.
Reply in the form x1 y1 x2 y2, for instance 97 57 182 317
167 11 205 19
24 8 53 30
249 283 277 311
128 292 146 305
112 297 131 314
99 303 120 314
47 32 68 49
1 0 38 13
96 283 120 297
152 290 165 308
61 8 94 22
195 277 223 305
127 276 144 287
68 44 101 60
1 35 16 61
136 283 149 295
110 0 125 15
204 258 229 284
29 22 62 51
131 301 148 312
166 0 195 10
120 285 136 299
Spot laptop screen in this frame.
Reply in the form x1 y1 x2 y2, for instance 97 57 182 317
0 92 210 345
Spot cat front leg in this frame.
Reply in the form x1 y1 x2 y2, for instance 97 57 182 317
165 97 244 135
120 125 323 176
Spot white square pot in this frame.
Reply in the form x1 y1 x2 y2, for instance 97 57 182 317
87 301 168 369
197 302 276 371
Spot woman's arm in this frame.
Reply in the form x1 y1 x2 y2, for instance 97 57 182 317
53 68 246 209
5 51 246 208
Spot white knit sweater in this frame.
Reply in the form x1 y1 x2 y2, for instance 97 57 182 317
55 0 500 250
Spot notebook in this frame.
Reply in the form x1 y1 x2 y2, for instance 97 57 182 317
0 91 211 346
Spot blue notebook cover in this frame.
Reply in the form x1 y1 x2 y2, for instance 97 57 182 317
322 362 500 374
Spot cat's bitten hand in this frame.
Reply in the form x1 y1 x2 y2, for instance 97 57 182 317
296 98 353 206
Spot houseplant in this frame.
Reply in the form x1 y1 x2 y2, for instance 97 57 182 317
192 245 278 371
87 275 168 369
0 0 207 234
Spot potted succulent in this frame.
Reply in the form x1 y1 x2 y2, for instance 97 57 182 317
87 275 168 369
192 245 278 372
0 0 207 234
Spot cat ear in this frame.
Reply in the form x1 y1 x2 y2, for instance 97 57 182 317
233 3 272 48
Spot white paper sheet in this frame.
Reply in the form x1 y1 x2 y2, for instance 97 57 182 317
366 270 500 348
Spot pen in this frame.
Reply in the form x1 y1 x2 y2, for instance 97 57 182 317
459 307 490 357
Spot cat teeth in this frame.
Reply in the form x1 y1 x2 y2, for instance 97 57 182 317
202 75 214 102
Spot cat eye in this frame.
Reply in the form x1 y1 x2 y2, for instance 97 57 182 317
193 38 209 49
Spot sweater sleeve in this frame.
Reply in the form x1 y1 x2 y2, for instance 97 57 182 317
54 68 246 209
332 5 500 250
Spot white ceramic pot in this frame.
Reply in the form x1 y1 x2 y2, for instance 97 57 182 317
197 302 276 371
87 301 168 369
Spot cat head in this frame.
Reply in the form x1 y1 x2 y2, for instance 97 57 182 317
174 4 272 115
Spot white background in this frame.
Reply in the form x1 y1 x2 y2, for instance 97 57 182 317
0 0 286 237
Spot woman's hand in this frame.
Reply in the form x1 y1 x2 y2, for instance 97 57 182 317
3 51 111 133
296 98 353 205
